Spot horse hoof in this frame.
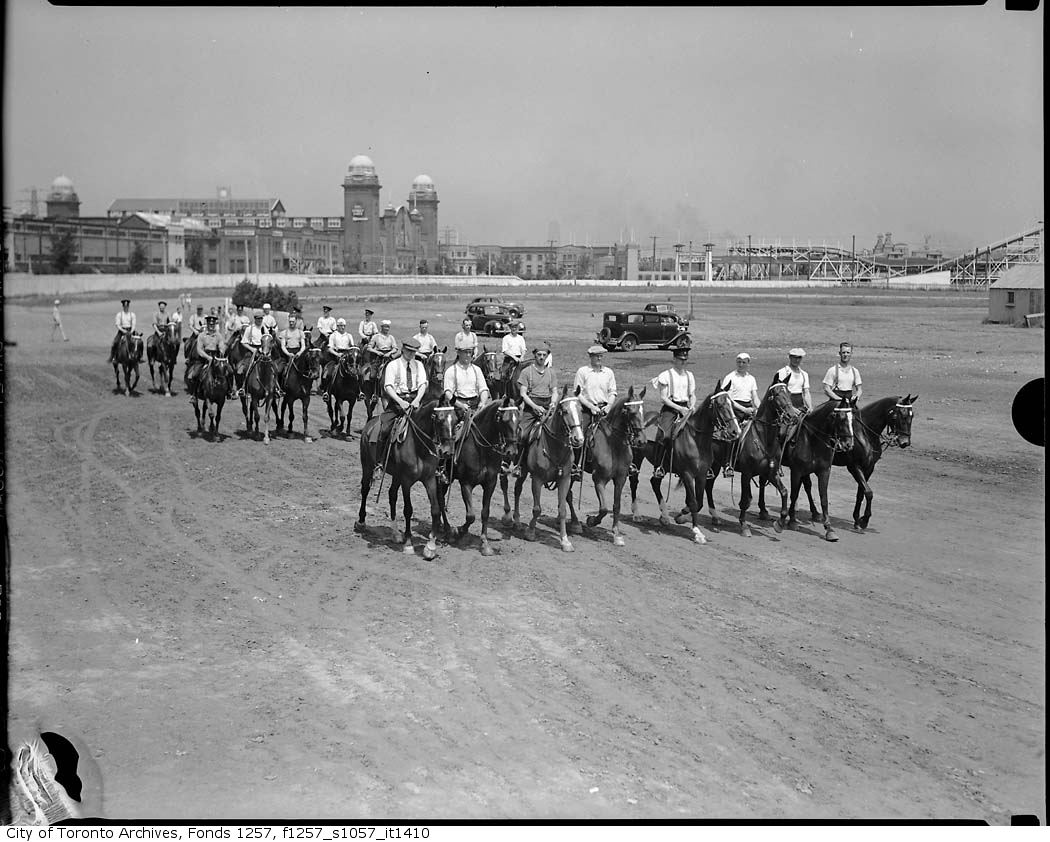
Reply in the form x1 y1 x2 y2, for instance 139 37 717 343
481 545 495 557
403 544 416 555
772 519 783 534
568 521 583 535
353 521 364 533
741 524 752 538
561 539 574 553
853 524 866 533
674 513 691 525
787 519 799 530
659 515 674 528
692 528 707 545
423 545 437 561
524 528 536 542
584 515 598 528
825 529 839 542
501 514 514 527
757 511 771 522
613 535 625 547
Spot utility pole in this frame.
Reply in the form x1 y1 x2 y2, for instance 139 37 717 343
548 238 556 278
650 235 658 278
747 234 752 281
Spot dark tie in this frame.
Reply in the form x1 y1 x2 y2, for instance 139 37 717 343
406 361 414 392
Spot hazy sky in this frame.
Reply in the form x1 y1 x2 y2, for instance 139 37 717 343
3 3 1042 255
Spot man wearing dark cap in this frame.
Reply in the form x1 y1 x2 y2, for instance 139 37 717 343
109 298 138 362
358 308 378 348
316 305 337 345
185 315 226 399
152 300 171 338
368 337 428 457
651 346 696 479
189 303 207 335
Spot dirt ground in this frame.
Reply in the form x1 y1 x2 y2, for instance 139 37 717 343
3 287 1044 822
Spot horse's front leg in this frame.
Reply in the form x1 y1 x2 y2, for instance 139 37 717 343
556 472 574 552
585 475 609 530
479 477 497 557
608 473 627 546
766 472 789 533
301 396 312 443
192 397 203 433
422 477 441 560
261 392 272 444
524 474 542 542
500 473 513 528
801 473 820 522
653 471 673 527
684 472 707 545
112 363 121 393
787 469 803 527
817 468 838 542
738 473 754 537
847 464 873 531
701 470 722 530
566 477 583 535
457 479 476 542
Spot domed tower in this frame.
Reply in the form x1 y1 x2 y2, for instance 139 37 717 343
342 154 381 272
46 175 80 219
409 174 439 271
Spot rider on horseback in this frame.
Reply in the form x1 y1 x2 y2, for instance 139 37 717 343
573 345 618 478
321 318 355 400
185 315 226 399
357 308 378 348
275 314 308 398
442 339 492 476
316 305 336 345
152 300 171 338
367 337 428 468
721 353 760 422
363 320 398 397
412 319 440 361
453 317 480 361
823 341 863 403
235 311 267 397
768 348 812 479
652 346 697 479
108 298 139 362
512 342 557 475
189 304 207 336
500 321 528 382
261 303 279 336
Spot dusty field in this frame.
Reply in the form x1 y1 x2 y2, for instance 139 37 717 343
3 287 1044 822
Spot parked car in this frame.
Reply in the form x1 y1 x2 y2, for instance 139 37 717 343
644 302 689 326
469 296 525 318
597 310 691 352
465 302 521 336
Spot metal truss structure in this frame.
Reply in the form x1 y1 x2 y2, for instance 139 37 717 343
916 224 1044 285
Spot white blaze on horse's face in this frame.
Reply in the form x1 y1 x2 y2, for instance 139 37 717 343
560 396 585 448
716 392 741 438
433 406 456 456
624 399 647 446
834 405 855 450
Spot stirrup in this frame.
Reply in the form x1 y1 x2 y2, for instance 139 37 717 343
722 466 734 478
653 466 667 479
628 463 639 477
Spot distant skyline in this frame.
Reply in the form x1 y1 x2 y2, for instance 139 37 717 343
3 3 1043 256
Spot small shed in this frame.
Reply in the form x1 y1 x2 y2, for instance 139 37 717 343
988 263 1044 325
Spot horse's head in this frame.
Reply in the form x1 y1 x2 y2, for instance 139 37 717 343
478 349 500 381
259 333 274 357
555 385 585 448
708 389 742 441
340 344 361 375
494 395 521 462
621 385 648 448
889 393 918 449
431 395 457 459
831 398 856 452
427 347 447 383
165 322 180 344
763 379 800 436
300 347 323 381
126 332 144 359
208 356 234 387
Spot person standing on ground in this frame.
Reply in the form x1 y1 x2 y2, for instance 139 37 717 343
51 299 69 342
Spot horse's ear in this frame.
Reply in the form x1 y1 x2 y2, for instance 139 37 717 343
574 385 581 397
908 394 918 405
638 385 647 400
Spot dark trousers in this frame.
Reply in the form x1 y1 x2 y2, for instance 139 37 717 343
732 399 753 422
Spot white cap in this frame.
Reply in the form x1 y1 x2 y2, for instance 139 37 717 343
789 348 806 357
336 317 347 326
54 299 61 305
736 352 751 361
380 319 391 326
263 303 271 310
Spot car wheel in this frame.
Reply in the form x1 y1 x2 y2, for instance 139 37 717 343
620 334 638 352
675 334 691 349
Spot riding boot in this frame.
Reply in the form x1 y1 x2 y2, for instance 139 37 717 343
653 440 671 478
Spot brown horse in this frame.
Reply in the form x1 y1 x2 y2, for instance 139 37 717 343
503 385 586 552
475 348 502 398
359 348 393 420
276 347 323 443
565 386 648 546
112 331 143 396
146 323 180 396
442 396 520 556
325 346 362 437
240 334 277 443
190 356 234 439
703 378 800 537
782 397 855 541
356 396 456 560
423 346 448 402
628 389 740 545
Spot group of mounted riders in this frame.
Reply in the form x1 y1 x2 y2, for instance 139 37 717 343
107 295 918 553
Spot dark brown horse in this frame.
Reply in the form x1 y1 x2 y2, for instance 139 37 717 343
146 323 180 396
565 386 648 546
240 334 276 443
782 397 855 541
703 378 800 537
359 348 393 420
190 356 234 438
325 346 362 437
276 347 323 442
356 396 456 560
769 394 919 532
475 348 502 398
442 396 520 556
112 331 143 396
628 389 740 545
423 346 448 401
503 385 585 552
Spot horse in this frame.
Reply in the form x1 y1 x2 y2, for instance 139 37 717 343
703 378 800 537
502 384 586 552
565 386 648 546
325 346 362 437
276 347 323 443
240 333 277 443
780 397 856 541
190 356 234 439
628 389 740 545
359 348 393 420
423 346 448 402
476 348 503 398
111 331 143 396
441 396 520 556
226 336 251 398
768 394 919 532
356 396 457 560
146 323 180 396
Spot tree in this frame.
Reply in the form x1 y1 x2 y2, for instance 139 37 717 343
49 231 78 274
232 278 299 312
129 242 149 273
186 240 204 273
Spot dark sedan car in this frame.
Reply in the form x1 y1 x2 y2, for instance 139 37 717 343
465 302 521 336
597 310 691 352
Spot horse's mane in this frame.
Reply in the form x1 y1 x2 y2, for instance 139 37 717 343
686 390 720 432
860 395 900 423
806 398 843 427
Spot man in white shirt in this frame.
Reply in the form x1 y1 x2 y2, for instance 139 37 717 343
453 317 480 361
823 342 863 403
774 348 812 412
358 308 378 347
51 299 68 342
369 337 429 455
261 303 279 335
500 321 528 383
443 339 491 423
652 346 697 478
412 319 440 361
316 305 337 346
321 318 355 399
235 312 268 395
189 304 207 335
573 345 619 478
109 298 138 362
720 352 761 422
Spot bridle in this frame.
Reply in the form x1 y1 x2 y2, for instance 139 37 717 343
541 394 584 449
403 404 456 460
710 391 741 442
